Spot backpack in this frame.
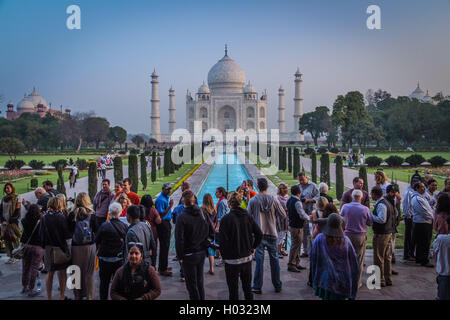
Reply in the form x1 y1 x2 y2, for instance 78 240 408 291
73 215 93 245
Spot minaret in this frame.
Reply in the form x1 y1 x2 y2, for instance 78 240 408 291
168 86 176 134
294 68 304 141
278 85 286 133
150 69 161 142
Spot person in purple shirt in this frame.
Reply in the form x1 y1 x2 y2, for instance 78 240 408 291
339 189 373 288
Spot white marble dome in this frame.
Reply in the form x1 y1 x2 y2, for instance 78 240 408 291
16 97 35 112
27 87 48 110
198 82 210 94
207 54 246 91
244 81 256 93
410 83 425 100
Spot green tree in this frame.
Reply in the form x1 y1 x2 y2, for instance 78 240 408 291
359 165 369 193
82 117 110 149
298 106 331 147
128 154 139 193
0 137 25 160
320 153 330 186
311 151 317 184
140 153 147 191
56 164 66 196
88 162 98 201
163 149 170 176
293 148 300 179
335 156 344 201
151 151 157 183
288 147 292 173
113 156 123 184
132 135 145 149
108 126 127 149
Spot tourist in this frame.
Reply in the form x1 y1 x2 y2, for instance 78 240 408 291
215 187 229 225
68 192 96 300
236 186 250 209
125 205 156 266
218 191 262 300
411 182 435 267
339 189 373 287
370 186 395 287
433 214 450 300
101 162 107 180
201 193 218 275
172 195 186 280
384 185 401 272
110 243 161 300
0 182 21 264
114 182 124 200
175 190 214 300
119 178 140 205
374 170 391 196
437 178 450 199
93 179 115 232
425 179 438 210
39 197 71 300
312 203 339 240
20 204 44 297
22 187 46 211
434 194 450 235
318 182 333 204
179 181 198 204
247 177 287 294
297 172 319 257
95 202 128 300
246 179 258 199
311 196 329 222
155 183 174 276
97 160 102 178
56 194 71 217
141 194 161 268
276 183 289 258
286 185 310 273
116 193 131 217
38 181 60 212
402 175 422 261
311 213 359 300
340 177 370 209
69 165 78 188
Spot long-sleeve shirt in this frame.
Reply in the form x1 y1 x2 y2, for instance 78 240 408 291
93 190 114 218
297 182 320 214
110 265 161 300
340 201 373 235
292 195 310 221
411 191 434 224
424 189 437 210
402 186 414 219
371 198 387 224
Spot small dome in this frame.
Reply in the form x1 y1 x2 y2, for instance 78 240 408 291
16 97 35 112
422 90 432 103
410 82 425 100
244 81 256 93
198 82 210 94
27 87 48 110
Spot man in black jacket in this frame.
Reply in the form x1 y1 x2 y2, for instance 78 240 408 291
175 190 214 300
219 191 262 300
95 202 128 300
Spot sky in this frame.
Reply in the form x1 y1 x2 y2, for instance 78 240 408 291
1 0 449 135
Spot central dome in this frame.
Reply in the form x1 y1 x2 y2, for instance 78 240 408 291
207 53 246 92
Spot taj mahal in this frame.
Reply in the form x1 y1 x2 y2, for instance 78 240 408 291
149 46 304 143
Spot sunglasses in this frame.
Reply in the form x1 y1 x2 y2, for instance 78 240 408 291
128 242 144 250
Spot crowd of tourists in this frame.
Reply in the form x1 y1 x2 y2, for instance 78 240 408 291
0 170 449 300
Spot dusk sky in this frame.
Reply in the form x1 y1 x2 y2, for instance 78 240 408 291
1 0 449 135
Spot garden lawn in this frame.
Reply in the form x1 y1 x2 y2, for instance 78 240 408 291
137 163 197 199
363 151 450 161
0 154 102 167
1 170 89 196
364 167 448 188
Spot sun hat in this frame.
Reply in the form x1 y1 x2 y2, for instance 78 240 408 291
322 213 344 238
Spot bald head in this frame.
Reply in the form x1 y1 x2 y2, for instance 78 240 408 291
34 187 46 200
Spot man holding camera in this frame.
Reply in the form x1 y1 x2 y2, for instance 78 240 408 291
297 172 319 257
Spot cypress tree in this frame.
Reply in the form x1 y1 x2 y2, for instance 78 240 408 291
151 151 157 183
359 165 369 193
293 148 300 179
128 154 139 193
113 156 123 185
278 146 283 171
56 164 66 196
163 148 170 176
311 151 317 184
336 155 344 201
140 153 147 191
88 162 97 201
288 147 292 173
169 148 175 174
320 153 330 186
282 147 287 171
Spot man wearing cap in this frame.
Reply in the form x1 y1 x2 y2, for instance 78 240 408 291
339 189 373 288
155 183 174 276
370 186 395 287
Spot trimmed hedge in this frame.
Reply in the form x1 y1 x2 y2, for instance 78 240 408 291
405 154 426 167
320 153 330 186
76 158 88 170
128 154 139 193
56 164 66 196
304 147 314 155
428 156 447 167
140 153 147 191
385 155 404 167
88 162 97 201
29 160 45 170
365 156 383 168
311 151 317 184
5 159 25 170
359 165 369 193
113 156 123 184
317 147 328 155
335 156 344 201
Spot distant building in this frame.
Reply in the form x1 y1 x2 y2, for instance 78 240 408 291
408 82 448 105
5 87 71 120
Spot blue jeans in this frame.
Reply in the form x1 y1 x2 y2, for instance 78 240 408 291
253 236 281 290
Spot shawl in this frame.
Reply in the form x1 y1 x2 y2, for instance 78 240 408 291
2 193 19 222
310 233 360 300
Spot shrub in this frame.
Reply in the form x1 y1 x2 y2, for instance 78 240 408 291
405 154 426 167
29 160 45 170
34 171 51 176
151 151 157 183
330 147 340 154
359 166 369 193
56 164 66 196
140 153 147 191
76 158 88 170
129 148 139 155
311 151 317 184
128 154 139 193
114 156 123 184
293 148 300 179
320 153 330 186
30 178 38 188
385 155 404 167
335 156 344 201
88 162 97 201
304 147 314 155
317 147 328 155
365 156 383 167
51 159 68 169
118 150 126 155
428 156 447 167
5 159 25 170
